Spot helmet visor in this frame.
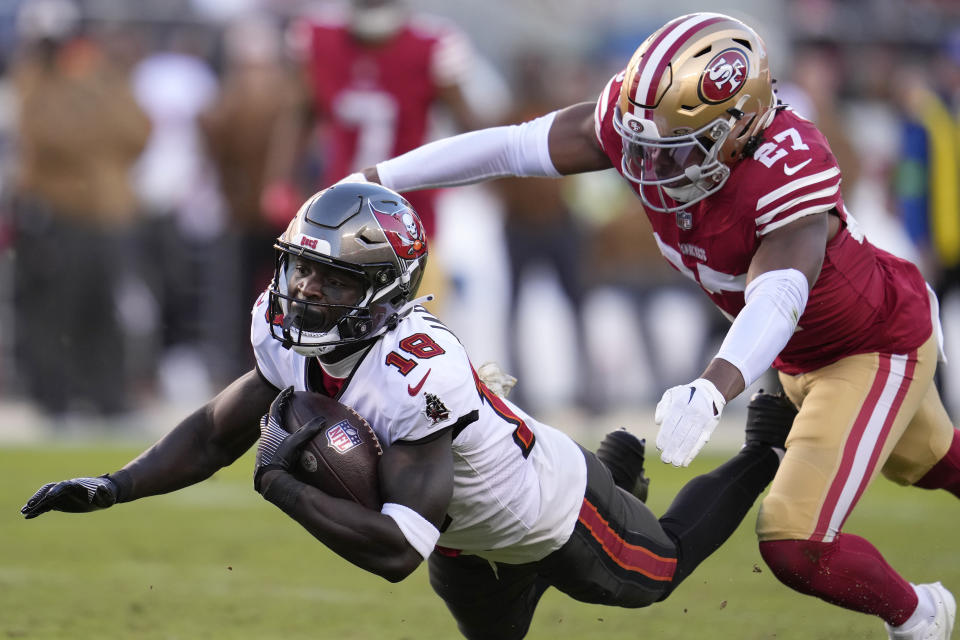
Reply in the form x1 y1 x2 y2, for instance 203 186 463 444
615 106 729 186
629 140 709 184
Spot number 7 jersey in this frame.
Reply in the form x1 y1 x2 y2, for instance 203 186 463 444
594 72 932 374
252 297 587 564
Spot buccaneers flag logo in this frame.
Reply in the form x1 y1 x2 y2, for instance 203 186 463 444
371 205 427 260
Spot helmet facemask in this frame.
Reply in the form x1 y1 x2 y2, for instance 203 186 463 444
266 183 428 357
614 13 775 214
269 252 370 354
615 105 735 212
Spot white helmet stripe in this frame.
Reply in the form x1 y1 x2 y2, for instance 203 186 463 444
632 13 728 108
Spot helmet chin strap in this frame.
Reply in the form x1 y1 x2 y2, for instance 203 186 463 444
398 294 434 315
314 293 435 376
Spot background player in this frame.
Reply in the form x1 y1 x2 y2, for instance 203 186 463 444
262 0 482 240
22 184 793 640
340 13 960 640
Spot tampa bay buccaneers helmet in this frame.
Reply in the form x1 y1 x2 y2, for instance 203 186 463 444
267 183 428 356
613 13 776 212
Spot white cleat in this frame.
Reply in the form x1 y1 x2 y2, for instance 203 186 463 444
886 582 956 640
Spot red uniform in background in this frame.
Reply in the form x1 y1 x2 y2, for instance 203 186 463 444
293 7 473 236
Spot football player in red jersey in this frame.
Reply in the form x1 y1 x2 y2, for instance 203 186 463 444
348 12 960 640
262 0 482 239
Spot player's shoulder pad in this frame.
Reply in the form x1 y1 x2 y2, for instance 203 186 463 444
594 70 625 153
746 110 844 235
250 289 304 390
366 308 479 437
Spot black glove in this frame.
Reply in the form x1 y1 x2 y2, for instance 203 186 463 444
21 475 119 519
744 389 797 450
254 386 326 494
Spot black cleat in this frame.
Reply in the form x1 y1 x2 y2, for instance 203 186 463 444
744 390 797 450
597 428 650 503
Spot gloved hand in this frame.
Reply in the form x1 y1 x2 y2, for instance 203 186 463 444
21 475 120 519
655 378 726 467
253 386 326 494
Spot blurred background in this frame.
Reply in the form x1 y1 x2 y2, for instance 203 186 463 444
0 0 957 445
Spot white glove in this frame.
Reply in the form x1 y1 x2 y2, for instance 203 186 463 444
655 378 726 467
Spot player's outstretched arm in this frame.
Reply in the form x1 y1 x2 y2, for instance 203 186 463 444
357 101 610 189
255 399 453 583
21 370 277 519
655 213 831 467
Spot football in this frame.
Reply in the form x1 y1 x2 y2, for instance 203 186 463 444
280 391 383 509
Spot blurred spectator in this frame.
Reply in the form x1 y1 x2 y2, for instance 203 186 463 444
262 0 487 310
263 0 483 235
894 54 960 300
573 170 712 406
491 52 601 413
891 50 960 418
9 0 151 418
130 23 228 402
776 42 861 193
199 13 298 374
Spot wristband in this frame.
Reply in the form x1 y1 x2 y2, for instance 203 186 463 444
381 502 440 559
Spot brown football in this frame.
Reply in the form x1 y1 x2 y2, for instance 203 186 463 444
280 391 383 509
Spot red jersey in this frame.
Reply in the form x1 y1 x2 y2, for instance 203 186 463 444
594 73 931 374
296 9 471 234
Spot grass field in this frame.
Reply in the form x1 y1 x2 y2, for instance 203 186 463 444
1 441 957 640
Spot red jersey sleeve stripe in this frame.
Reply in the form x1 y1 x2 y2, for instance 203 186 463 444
758 203 838 236
755 183 841 226
578 499 677 581
755 167 841 210
595 74 619 150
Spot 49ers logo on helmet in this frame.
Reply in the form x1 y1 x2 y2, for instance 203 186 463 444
698 48 749 103
371 206 427 260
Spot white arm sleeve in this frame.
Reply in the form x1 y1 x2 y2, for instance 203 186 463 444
381 502 440 560
714 268 809 387
376 111 561 192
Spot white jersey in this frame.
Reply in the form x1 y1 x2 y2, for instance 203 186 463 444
251 293 587 563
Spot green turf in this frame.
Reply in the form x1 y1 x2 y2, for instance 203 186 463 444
1 443 957 639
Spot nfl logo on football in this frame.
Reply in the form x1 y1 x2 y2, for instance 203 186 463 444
325 421 362 454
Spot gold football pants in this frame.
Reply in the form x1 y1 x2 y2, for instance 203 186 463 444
757 333 954 542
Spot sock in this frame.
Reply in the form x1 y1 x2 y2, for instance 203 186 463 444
892 585 935 631
914 428 960 497
759 534 918 626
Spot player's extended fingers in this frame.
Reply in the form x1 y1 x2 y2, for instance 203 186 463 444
674 420 704 465
666 412 699 463
680 430 711 467
277 416 327 461
20 483 57 513
656 413 679 455
21 483 62 518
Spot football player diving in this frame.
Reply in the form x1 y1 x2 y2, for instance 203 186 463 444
22 182 795 639
331 12 959 640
